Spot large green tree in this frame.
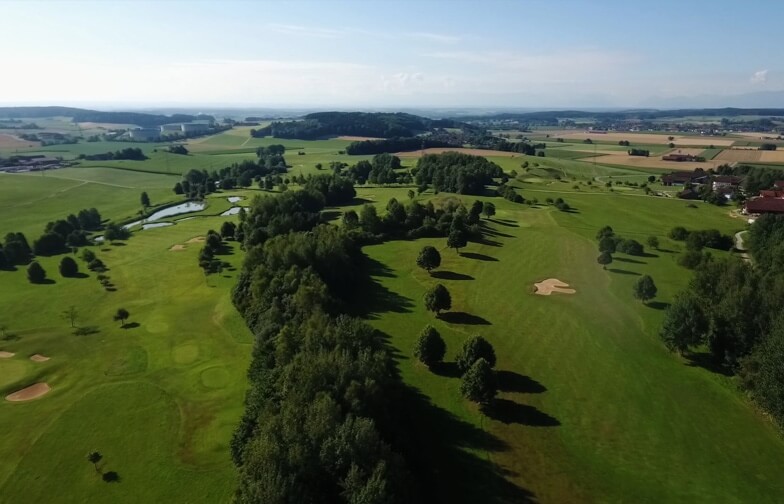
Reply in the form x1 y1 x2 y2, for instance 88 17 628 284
413 325 446 367
59 256 79 277
26 261 47 284
416 245 441 274
660 292 707 354
460 358 497 405
456 335 497 373
447 229 467 255
633 275 658 303
423 284 451 315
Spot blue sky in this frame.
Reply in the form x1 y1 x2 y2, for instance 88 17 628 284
1 0 780 108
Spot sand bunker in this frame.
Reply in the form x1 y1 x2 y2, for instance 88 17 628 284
169 244 186 251
5 383 51 402
30 354 50 362
534 278 576 296
0 351 14 358
186 236 205 244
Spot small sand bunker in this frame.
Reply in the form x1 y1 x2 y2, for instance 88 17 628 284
0 351 14 358
186 236 205 244
169 244 186 251
30 354 50 362
6 383 51 402
534 278 576 296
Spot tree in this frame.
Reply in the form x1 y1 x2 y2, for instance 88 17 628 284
81 249 96 263
61 306 79 328
597 251 613 269
407 189 415 200
456 335 497 373
633 275 657 304
413 325 446 367
173 182 184 195
113 308 130 328
482 202 496 220
140 191 151 208
87 451 102 473
416 245 441 274
220 221 236 240
647 236 660 250
596 225 614 240
104 223 130 242
648 175 656 183
206 231 222 251
447 229 467 255
27 261 47 283
342 210 359 229
598 236 616 254
423 284 451 316
59 256 79 277
460 358 497 405
660 292 707 354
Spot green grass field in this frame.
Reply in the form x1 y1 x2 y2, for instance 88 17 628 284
358 191 784 502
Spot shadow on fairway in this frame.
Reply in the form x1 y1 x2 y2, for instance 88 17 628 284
349 255 414 319
489 218 519 227
431 270 474 281
462 252 499 262
614 257 646 265
73 325 100 336
657 248 677 254
398 386 538 503
477 237 503 247
485 399 560 427
431 361 462 378
646 301 670 310
121 322 140 330
439 311 491 325
320 210 341 222
497 371 547 394
685 351 733 377
608 268 640 276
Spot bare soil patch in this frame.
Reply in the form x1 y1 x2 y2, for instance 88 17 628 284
0 134 38 149
186 236 205 244
395 147 522 158
716 150 763 163
5 383 51 402
169 244 186 251
30 354 50 362
0 351 14 358
761 151 784 163
534 278 576 296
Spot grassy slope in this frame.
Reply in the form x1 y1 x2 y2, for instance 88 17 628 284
0 217 251 503
359 190 784 503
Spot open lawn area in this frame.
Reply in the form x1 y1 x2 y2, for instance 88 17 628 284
354 188 784 503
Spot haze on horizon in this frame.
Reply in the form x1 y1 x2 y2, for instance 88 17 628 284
2 0 781 110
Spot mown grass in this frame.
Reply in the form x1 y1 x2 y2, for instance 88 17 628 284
356 188 784 503
0 216 251 503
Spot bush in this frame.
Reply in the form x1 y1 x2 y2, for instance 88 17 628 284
413 325 446 367
456 335 496 373
678 250 705 269
669 226 690 241
27 261 47 283
59 256 79 277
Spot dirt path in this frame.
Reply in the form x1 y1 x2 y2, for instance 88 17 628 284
735 231 751 263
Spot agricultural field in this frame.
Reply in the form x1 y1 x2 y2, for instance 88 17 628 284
530 130 737 147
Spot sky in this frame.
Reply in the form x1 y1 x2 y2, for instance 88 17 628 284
1 0 782 109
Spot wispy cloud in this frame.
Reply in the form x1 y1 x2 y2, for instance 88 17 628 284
406 32 461 44
750 69 768 84
267 23 346 39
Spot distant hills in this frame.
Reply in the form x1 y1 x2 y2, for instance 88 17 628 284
0 106 213 128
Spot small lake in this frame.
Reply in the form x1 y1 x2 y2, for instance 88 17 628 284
124 201 206 229
227 196 243 203
221 207 242 216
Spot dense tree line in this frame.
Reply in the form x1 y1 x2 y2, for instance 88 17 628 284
414 152 503 195
250 111 466 140
78 147 147 161
303 174 356 205
628 148 650 157
345 137 455 155
343 153 408 185
716 163 781 194
660 214 784 426
1 208 102 263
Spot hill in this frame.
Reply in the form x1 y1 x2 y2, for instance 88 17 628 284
0 106 213 128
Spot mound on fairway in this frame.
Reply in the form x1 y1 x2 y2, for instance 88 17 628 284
0 351 15 358
534 278 576 295
6 383 51 402
30 354 50 362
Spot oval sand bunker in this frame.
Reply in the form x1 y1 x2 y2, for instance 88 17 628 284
0 351 15 358
6 383 51 402
534 278 576 296
30 354 50 362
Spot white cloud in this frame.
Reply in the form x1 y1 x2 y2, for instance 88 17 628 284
750 69 768 84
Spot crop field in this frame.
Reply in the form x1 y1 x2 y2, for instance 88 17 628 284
716 149 784 164
533 130 736 147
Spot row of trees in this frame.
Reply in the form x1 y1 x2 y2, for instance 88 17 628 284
660 214 784 426
345 136 454 155
78 147 147 161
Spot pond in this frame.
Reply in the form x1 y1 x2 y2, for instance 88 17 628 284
124 201 206 229
142 222 174 230
227 196 243 203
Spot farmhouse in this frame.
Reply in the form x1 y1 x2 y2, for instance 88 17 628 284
181 122 210 133
745 198 784 214
662 170 709 186
160 123 182 132
129 127 161 141
712 175 744 191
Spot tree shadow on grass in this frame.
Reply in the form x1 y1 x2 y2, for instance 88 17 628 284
646 301 670 310
614 257 646 265
657 248 677 254
2 333 21 341
608 268 640 276
497 371 546 394
431 270 474 281
73 325 100 336
685 351 733 377
476 238 502 247
348 255 413 319
484 399 560 427
71 272 90 279
489 218 519 228
394 385 537 503
462 252 499 262
121 322 140 330
32 279 56 285
439 311 491 326
640 252 659 258
320 210 341 222
431 361 462 378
